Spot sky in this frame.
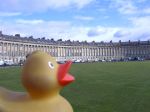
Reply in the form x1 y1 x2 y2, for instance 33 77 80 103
0 0 150 42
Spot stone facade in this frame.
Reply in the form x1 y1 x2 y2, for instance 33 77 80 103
0 32 150 63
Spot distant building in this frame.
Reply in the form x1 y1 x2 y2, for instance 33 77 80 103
0 31 150 63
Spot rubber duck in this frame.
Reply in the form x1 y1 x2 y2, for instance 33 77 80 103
0 51 75 112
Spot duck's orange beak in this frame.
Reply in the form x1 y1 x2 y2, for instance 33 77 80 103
58 61 75 86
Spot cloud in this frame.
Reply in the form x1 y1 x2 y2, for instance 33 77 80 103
87 27 107 37
110 0 138 14
0 18 150 42
127 28 150 41
137 32 150 40
72 0 95 9
129 16 150 40
0 0 94 13
0 12 21 17
16 19 44 25
0 19 71 39
0 18 118 42
118 2 137 14
112 16 150 41
114 30 130 38
137 0 147 3
113 28 144 41
69 26 121 42
110 0 150 15
97 8 107 12
130 16 150 27
142 8 150 14
0 0 150 42
87 29 100 37
74 15 94 21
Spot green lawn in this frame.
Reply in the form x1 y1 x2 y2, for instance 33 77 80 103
0 61 150 112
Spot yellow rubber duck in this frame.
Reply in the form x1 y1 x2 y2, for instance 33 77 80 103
0 51 75 112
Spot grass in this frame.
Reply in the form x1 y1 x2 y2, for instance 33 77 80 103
0 61 150 112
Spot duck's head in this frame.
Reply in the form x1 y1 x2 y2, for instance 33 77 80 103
22 51 75 99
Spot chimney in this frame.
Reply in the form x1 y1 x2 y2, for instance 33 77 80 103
0 31 2 35
15 34 20 37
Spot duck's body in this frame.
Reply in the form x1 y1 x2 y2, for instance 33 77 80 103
0 51 75 112
0 87 73 112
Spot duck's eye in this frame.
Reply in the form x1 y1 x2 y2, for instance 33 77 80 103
48 61 54 69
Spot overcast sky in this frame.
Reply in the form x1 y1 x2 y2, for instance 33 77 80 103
0 0 150 42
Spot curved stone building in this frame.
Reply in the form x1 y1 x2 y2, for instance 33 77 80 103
0 31 150 63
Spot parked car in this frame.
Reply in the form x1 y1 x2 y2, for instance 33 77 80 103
74 59 82 63
57 61 65 64
94 58 99 62
0 60 4 66
4 60 14 66
101 59 106 62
